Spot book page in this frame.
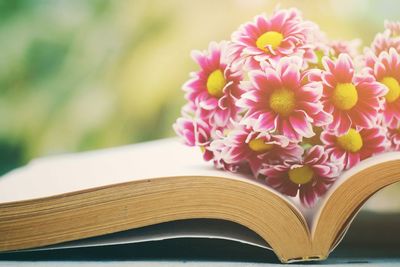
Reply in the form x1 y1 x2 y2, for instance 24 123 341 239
303 151 400 227
28 219 270 252
0 138 264 203
307 152 400 253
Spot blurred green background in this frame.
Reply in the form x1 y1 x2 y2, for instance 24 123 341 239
0 0 399 175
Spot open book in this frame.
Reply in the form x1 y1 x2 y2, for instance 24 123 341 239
1 138 400 263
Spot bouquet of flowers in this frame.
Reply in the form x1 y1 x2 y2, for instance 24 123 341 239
174 8 400 208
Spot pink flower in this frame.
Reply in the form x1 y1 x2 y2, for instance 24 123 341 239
370 31 400 56
321 127 387 169
369 21 400 55
238 56 332 141
184 41 243 127
231 9 315 64
387 121 400 151
364 48 400 126
261 145 341 208
384 20 400 38
174 10 400 209
320 53 387 135
207 126 254 174
330 39 361 58
173 117 214 161
211 124 303 176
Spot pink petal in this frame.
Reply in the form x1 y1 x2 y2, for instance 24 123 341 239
299 184 318 208
289 111 314 138
334 54 354 83
280 118 300 141
336 112 352 136
346 153 360 169
255 112 278 132
281 63 300 89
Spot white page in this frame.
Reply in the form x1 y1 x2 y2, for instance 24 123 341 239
0 138 264 204
28 219 269 252
2 138 400 208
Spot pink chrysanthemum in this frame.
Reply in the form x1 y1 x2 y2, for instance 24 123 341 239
183 41 243 127
320 53 387 135
384 20 400 38
174 9 400 208
364 48 400 126
387 121 400 151
330 39 361 58
231 9 315 64
211 125 303 176
370 31 400 55
173 117 215 161
238 57 332 141
321 127 387 169
261 145 341 207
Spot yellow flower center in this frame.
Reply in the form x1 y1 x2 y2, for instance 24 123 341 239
248 138 274 153
206 69 226 98
331 83 358 110
256 31 283 51
336 128 363 153
288 165 314 185
381 76 400 103
223 129 231 136
269 88 296 116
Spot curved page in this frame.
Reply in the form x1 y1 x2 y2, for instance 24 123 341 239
26 219 270 252
0 138 264 203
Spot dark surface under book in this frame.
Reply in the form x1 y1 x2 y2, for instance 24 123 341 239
1 211 399 263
